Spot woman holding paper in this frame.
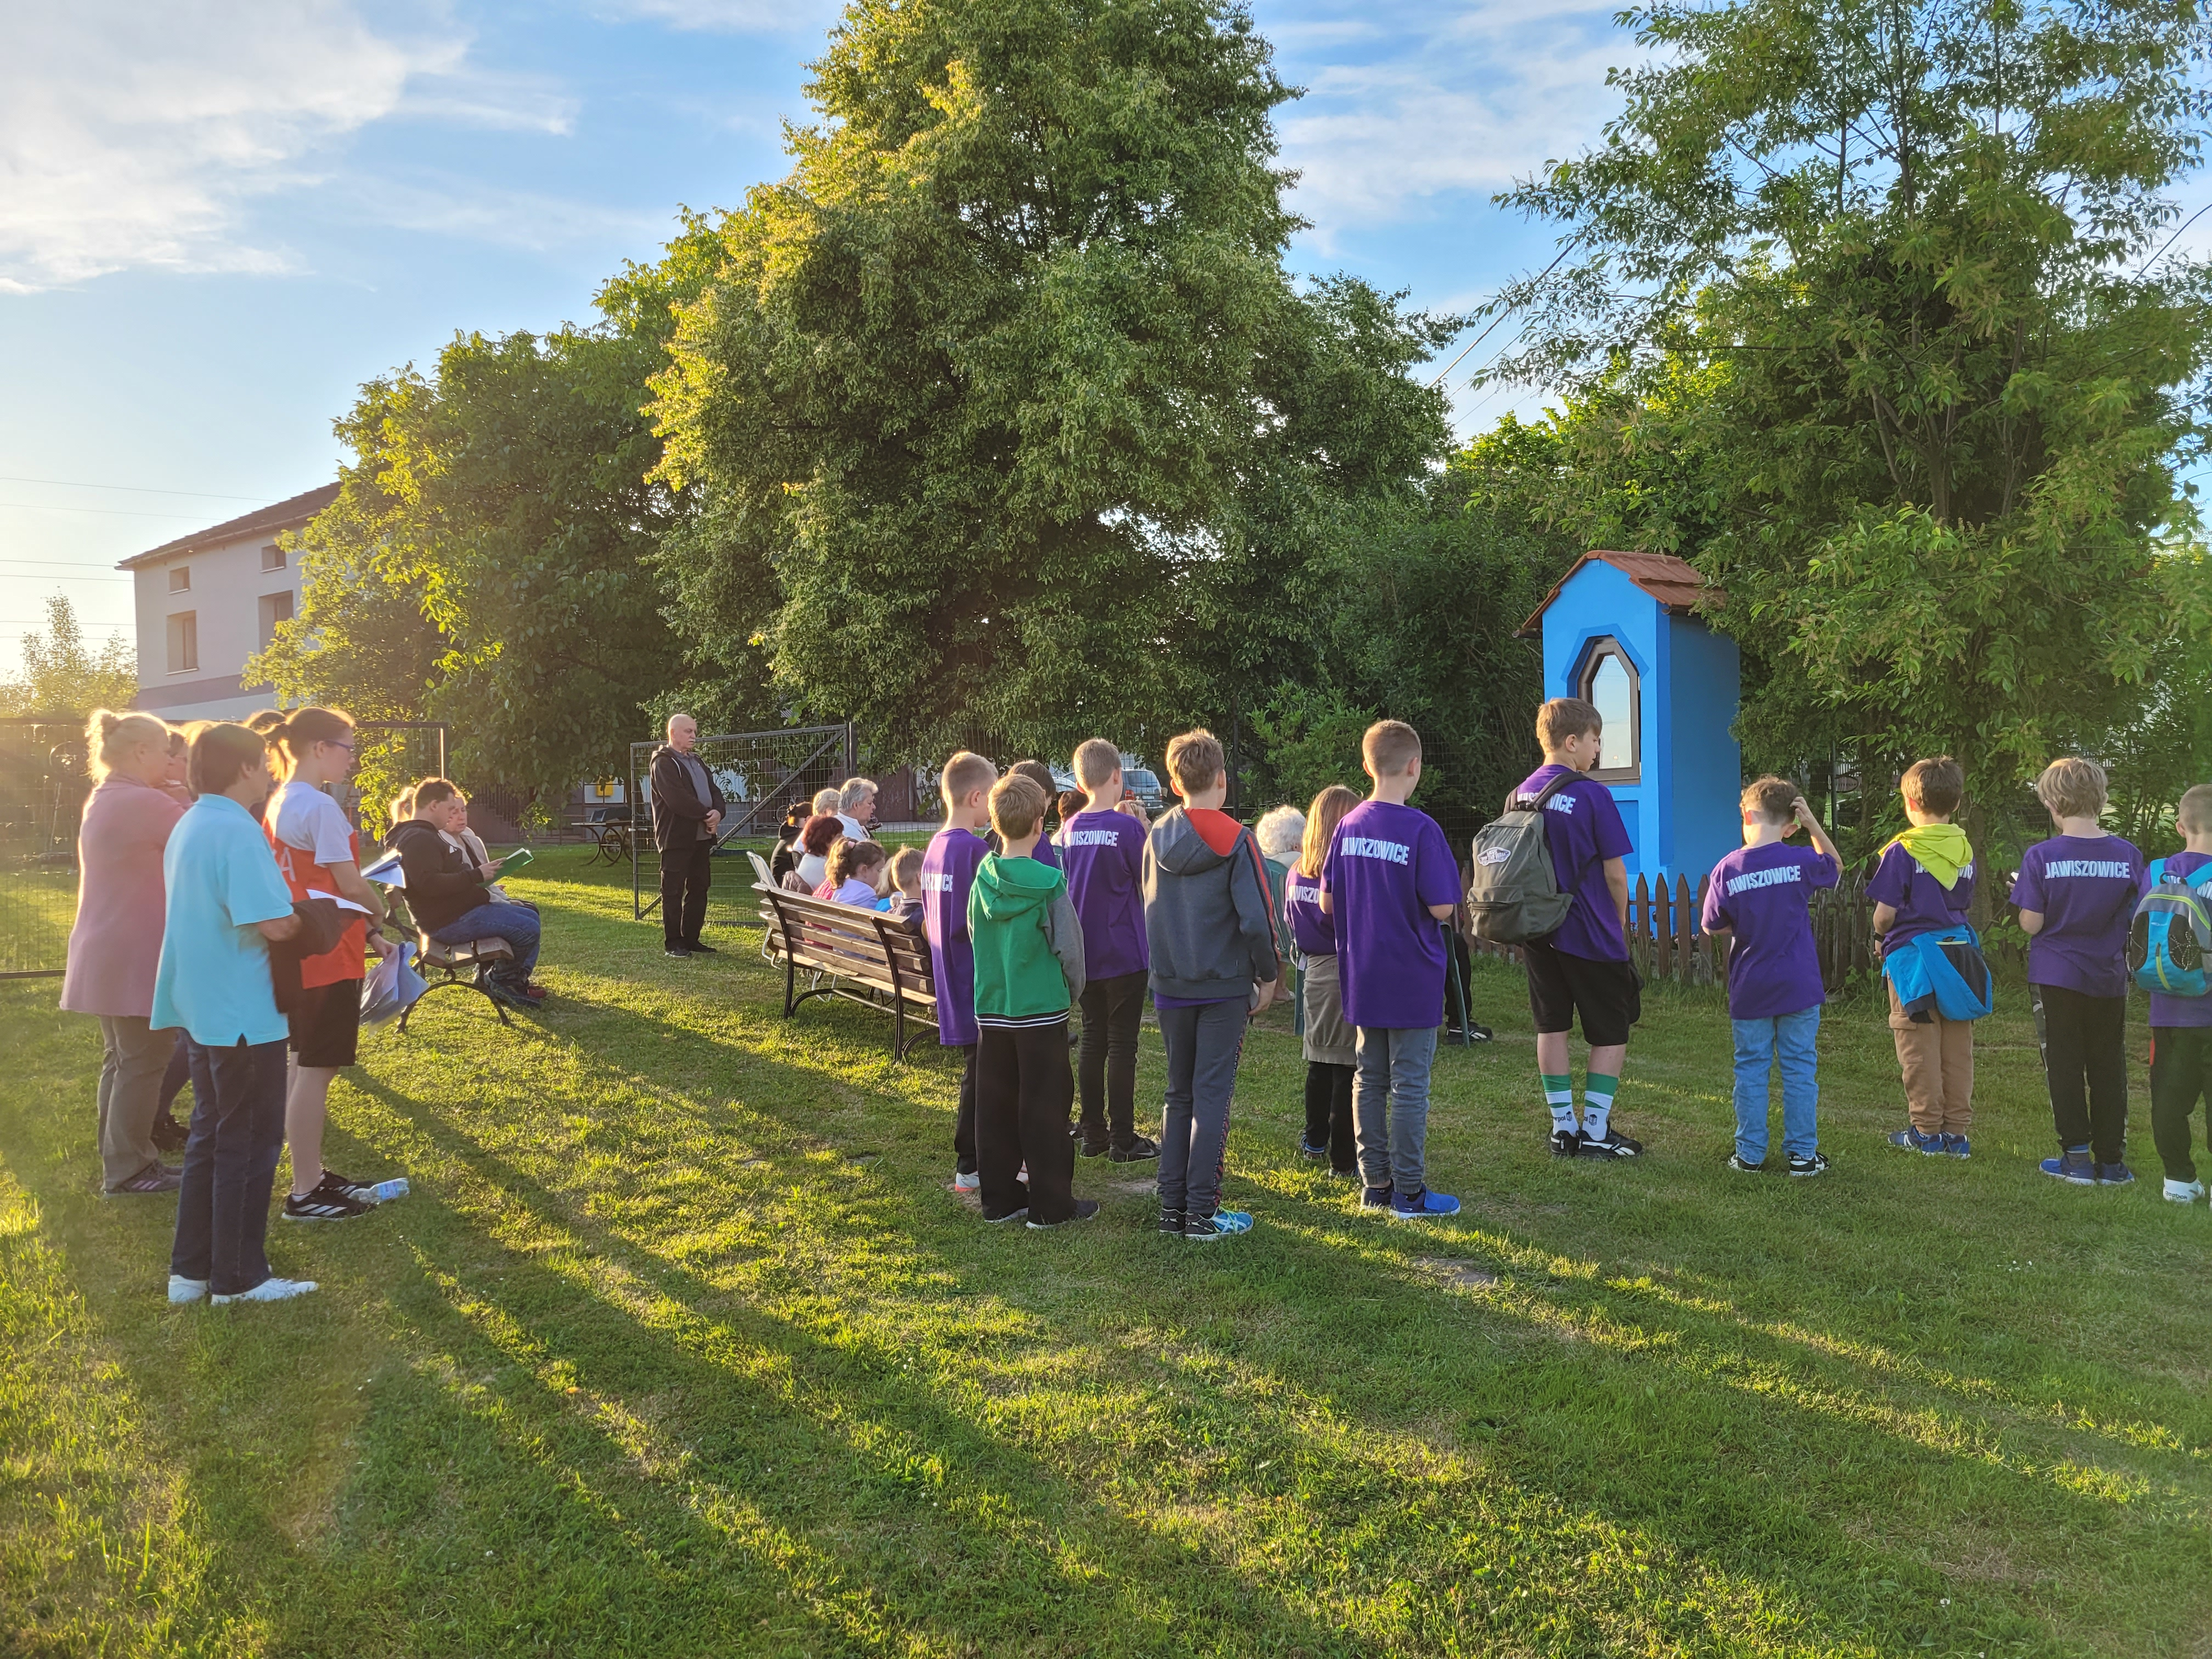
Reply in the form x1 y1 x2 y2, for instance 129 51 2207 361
263 706 399 1223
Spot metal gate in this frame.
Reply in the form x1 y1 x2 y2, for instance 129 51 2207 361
0 717 89 980
630 724 855 923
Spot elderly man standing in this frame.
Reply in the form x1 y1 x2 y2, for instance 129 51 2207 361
650 713 726 959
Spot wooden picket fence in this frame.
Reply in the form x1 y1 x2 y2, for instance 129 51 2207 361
1463 869 1880 993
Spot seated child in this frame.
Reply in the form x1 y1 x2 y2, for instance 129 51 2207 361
823 838 888 906
2146 784 2212 1206
876 844 925 926
1700 777 1841 1176
1871 756 1978 1157
1289 785 1359 1174
969 772 1094 1228
2012 757 2143 1185
1143 728 1279 1239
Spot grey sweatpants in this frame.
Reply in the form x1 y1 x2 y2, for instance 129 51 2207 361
1156 998 1247 1218
1354 1025 1438 1199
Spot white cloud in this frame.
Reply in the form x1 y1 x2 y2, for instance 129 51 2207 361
0 2 474 290
342 176 665 251
597 0 843 33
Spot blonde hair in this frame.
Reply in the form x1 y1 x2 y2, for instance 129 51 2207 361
1740 775 1798 823
266 706 354 779
1537 698 1601 752
989 772 1048 842
1299 785 1359 877
939 751 997 810
828 837 887 886
1255 805 1304 863
1073 737 1122 791
389 786 417 827
84 709 170 782
2035 757 2107 821
884 844 923 895
2178 785 2212 834
1166 728 1225 797
1362 719 1421 778
811 787 840 815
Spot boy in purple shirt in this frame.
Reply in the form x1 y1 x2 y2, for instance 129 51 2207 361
1320 721 1464 1219
1869 756 1977 1157
1512 698 1642 1160
923 751 997 1194
2148 785 2212 1206
2012 757 2145 1185
1700 777 1841 1176
1057 738 1157 1162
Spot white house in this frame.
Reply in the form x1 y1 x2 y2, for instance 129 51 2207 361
119 483 339 724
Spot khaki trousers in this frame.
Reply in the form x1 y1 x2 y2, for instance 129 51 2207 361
96 1014 172 1190
1887 980 1974 1135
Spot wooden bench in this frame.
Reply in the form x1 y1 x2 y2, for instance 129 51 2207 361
755 884 937 1060
402 932 516 1032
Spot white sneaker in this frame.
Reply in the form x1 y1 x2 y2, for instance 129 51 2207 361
952 1169 980 1194
168 1274 208 1304
2162 1178 2207 1205
211 1277 320 1305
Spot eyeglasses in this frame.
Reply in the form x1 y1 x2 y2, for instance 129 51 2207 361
324 741 356 753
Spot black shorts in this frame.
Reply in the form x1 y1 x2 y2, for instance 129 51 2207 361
289 978 361 1069
1523 938 1641 1046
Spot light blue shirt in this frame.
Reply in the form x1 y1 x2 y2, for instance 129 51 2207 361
150 793 295 1047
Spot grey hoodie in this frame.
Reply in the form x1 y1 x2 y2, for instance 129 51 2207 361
1141 807 1281 1002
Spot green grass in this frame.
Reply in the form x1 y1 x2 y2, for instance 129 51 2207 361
2 847 2209 1657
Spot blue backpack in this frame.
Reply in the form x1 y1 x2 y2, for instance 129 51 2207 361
2127 858 2212 997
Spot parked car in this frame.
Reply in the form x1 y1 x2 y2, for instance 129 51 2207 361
1123 765 1165 815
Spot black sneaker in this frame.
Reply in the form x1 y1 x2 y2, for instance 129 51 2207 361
664 943 692 959
1787 1151 1830 1177
1296 1136 1330 1160
322 1169 380 1203
1108 1136 1160 1164
1027 1199 1101 1229
150 1112 190 1153
283 1177 373 1222
1157 1207 1187 1235
1359 1184 1393 1211
982 1205 1030 1224
684 940 719 955
1577 1127 1644 1159
1550 1127 1582 1158
1076 1134 1111 1158
1727 1153 1765 1173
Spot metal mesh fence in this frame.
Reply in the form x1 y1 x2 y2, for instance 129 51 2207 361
0 718 90 979
349 723 449 848
630 725 855 923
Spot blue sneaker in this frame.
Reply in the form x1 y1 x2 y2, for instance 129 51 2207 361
1359 1184 1393 1211
1941 1134 1971 1159
1389 1188 1461 1220
2094 1160 2135 1185
1183 1209 1253 1240
2040 1148 2095 1184
1888 1126 1945 1156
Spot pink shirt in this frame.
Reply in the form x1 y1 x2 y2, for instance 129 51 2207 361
60 774 185 1019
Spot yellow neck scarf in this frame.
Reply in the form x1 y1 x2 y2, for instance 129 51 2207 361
1883 823 1972 890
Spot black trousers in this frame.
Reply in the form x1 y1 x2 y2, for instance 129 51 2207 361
2150 1025 2212 1183
1077 969 1147 1151
953 1042 979 1175
2032 984 2129 1163
976 1021 1077 1223
660 838 714 946
1303 1060 1356 1172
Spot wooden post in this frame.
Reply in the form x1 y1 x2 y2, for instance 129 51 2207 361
1675 874 1695 984
1654 877 1673 979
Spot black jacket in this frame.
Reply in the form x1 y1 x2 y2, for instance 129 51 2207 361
649 745 728 851
389 819 492 934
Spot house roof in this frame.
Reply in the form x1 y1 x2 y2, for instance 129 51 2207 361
115 482 341 571
1515 550 1722 638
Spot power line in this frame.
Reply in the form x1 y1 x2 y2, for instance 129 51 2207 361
0 474 272 502
0 501 214 521
0 563 135 580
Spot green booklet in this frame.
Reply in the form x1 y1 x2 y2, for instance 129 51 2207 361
495 846 535 873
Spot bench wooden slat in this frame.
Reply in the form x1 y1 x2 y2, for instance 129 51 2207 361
753 883 940 1058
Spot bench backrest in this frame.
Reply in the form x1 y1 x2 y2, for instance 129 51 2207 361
756 885 935 1007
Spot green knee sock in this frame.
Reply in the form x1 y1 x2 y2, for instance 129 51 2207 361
1582 1073 1619 1139
1542 1073 1575 1132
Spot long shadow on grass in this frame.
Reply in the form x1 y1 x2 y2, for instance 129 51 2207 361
329 1038 2173 1658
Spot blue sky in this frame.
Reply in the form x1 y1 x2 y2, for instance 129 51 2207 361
0 0 1672 657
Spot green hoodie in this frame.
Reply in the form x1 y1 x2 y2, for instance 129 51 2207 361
968 853 1088 1026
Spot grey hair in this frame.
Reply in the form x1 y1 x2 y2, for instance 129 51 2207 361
838 777 878 812
1255 805 1305 863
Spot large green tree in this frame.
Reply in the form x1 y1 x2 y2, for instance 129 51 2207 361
650 0 1455 766
0 594 135 717
1488 0 2212 847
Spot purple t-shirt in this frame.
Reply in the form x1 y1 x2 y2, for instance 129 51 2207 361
2146 850 2212 1028
1701 842 1838 1020
1512 765 1633 961
1285 866 1334 956
1866 840 1975 956
990 828 1060 872
922 825 988 1046
1056 809 1148 981
1320 800 1461 1028
2010 834 2144 998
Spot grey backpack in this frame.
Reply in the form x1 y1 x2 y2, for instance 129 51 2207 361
1465 773 1588 945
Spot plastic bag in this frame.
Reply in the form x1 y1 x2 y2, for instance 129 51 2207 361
360 942 429 1027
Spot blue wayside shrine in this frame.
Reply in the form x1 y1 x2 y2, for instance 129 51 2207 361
1517 551 1742 888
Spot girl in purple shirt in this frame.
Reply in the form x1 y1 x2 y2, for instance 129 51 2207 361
1289 786 1359 1174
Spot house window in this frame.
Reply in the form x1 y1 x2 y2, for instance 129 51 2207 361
259 589 294 646
1578 637 1641 782
262 543 285 571
166 612 198 675
168 566 191 593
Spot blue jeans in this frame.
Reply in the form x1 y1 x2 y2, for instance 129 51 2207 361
169 1038 288 1296
1353 1025 1439 1199
431 902 540 990
1732 1006 1821 1163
